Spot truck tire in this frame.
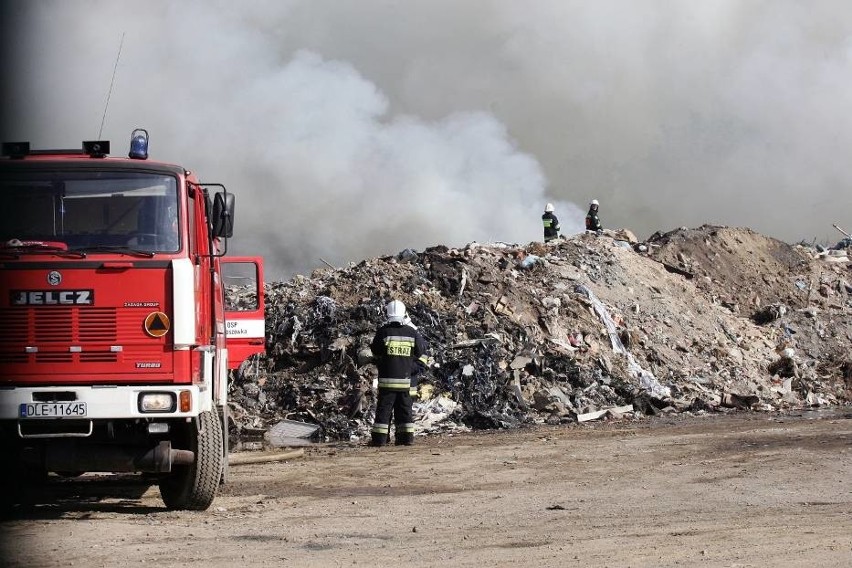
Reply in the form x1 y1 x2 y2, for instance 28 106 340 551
159 411 223 510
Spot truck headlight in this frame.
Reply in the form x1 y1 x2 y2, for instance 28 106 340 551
139 392 176 413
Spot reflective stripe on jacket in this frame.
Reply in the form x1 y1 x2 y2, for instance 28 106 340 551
542 212 560 241
371 321 429 389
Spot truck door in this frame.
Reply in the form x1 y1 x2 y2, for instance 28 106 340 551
222 256 266 369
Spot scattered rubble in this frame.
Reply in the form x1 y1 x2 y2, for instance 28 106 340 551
228 225 852 444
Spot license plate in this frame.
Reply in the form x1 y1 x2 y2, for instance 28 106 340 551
19 402 88 418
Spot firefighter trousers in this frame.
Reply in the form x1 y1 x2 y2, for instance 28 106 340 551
371 388 414 446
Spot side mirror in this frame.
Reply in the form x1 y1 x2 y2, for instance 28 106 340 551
212 191 235 238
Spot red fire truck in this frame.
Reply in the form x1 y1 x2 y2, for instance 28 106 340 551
0 130 265 510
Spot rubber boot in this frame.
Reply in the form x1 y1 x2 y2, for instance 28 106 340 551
370 433 388 447
395 432 414 446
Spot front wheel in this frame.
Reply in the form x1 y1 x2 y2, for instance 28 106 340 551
159 411 223 510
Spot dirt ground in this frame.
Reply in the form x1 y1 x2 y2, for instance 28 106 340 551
2 411 851 568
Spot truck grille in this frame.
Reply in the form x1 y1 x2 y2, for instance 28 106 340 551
35 309 73 342
0 307 119 364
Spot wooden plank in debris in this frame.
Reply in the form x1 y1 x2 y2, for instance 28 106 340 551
229 448 306 466
449 336 501 349
547 337 577 353
577 404 634 423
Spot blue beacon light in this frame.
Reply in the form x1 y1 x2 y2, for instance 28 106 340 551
129 128 149 160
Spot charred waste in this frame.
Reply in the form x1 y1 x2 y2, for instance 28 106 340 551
226 225 852 445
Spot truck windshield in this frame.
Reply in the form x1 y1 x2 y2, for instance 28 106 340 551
1 170 180 253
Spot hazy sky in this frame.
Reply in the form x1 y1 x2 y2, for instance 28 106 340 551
3 1 851 278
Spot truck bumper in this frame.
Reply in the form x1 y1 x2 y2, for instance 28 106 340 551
0 384 211 422
0 385 215 474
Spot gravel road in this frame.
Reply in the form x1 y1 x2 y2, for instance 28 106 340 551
3 411 851 567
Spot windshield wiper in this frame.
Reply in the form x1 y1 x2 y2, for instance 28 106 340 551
73 245 155 258
3 249 87 259
0 240 86 258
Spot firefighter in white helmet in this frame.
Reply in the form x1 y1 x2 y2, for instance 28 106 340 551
585 199 602 233
369 300 430 446
542 203 561 242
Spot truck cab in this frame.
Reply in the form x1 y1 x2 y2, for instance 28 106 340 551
0 132 265 510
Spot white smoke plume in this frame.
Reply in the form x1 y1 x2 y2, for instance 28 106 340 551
3 1 851 277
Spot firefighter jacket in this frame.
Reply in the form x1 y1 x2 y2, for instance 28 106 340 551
371 321 430 391
585 210 602 232
542 211 561 241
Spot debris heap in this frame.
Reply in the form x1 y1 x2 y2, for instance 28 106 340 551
228 225 852 443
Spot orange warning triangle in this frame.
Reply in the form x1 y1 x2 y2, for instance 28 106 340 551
144 312 170 337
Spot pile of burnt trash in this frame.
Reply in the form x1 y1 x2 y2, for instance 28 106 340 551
228 226 852 444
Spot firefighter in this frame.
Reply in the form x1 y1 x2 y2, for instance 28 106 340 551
542 203 560 242
370 300 430 447
585 199 602 233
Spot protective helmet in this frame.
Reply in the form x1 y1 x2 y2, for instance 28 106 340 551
385 300 407 323
590 199 599 206
545 203 555 212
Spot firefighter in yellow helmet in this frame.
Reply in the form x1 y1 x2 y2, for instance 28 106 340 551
369 300 430 446
542 203 560 242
